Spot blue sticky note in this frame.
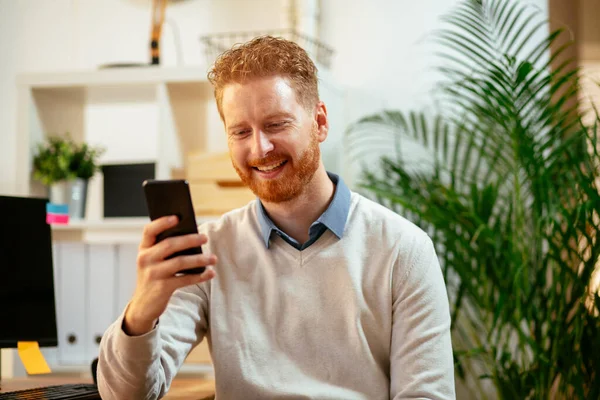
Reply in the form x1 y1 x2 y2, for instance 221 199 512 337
46 203 69 215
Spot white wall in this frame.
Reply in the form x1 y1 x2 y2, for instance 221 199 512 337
322 0 549 112
321 0 455 113
0 0 21 195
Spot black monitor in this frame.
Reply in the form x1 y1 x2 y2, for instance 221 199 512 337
0 195 58 348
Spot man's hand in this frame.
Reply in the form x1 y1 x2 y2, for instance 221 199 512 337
123 216 217 336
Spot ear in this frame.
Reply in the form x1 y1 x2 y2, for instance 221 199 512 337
314 101 329 143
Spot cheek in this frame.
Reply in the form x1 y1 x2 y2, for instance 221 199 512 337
228 142 248 166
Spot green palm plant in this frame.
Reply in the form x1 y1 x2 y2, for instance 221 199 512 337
345 0 600 398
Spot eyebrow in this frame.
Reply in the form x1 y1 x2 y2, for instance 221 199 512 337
264 112 295 121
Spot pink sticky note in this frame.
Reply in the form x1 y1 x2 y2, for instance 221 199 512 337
46 213 69 225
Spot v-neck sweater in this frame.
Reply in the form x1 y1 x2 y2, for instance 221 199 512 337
97 192 455 400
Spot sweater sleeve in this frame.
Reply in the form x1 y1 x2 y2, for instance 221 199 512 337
390 235 456 400
96 282 209 400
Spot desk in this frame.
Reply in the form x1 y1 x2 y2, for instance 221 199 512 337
0 375 215 399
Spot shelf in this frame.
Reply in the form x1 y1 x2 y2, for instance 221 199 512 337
15 65 224 204
50 216 218 244
17 66 210 89
51 217 149 230
51 216 215 230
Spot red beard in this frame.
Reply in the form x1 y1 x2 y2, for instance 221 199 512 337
232 130 321 203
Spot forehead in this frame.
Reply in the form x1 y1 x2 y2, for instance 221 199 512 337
221 76 301 125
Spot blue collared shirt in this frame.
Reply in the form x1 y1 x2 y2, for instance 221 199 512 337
256 172 351 250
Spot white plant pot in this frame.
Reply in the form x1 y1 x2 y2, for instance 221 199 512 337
49 178 89 220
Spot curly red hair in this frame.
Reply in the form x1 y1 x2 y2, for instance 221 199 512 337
207 36 320 119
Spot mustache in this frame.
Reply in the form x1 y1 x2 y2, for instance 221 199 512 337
248 153 288 167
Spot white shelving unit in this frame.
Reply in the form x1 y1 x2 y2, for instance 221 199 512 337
10 66 226 377
15 65 226 224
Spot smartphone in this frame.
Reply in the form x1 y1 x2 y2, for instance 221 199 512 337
142 179 205 275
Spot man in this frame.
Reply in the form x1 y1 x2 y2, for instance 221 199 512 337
97 36 455 399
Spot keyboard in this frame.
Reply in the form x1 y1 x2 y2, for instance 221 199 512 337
0 383 100 399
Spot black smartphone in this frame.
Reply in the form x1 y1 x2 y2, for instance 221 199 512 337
142 179 205 275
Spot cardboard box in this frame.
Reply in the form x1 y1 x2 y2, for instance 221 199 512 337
186 152 255 215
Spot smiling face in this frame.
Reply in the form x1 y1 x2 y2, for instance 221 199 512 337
222 76 327 203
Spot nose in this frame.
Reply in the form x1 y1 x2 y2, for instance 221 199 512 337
251 130 274 158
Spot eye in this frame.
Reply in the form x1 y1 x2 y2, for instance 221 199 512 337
268 121 289 130
233 129 251 136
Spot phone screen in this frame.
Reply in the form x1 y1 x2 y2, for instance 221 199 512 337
143 179 205 274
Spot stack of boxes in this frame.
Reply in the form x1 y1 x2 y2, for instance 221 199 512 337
186 152 255 215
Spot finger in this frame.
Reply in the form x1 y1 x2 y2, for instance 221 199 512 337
147 233 208 263
156 253 217 278
169 266 217 290
140 216 179 249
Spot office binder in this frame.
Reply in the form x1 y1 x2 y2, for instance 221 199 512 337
115 244 138 316
56 242 87 366
87 244 116 362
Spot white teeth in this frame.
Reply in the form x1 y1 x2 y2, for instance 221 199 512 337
257 161 285 172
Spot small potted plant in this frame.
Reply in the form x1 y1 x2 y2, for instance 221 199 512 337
33 135 104 220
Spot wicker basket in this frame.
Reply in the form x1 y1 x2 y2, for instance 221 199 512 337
199 29 334 68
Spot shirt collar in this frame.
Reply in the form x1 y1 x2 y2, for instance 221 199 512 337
256 172 351 248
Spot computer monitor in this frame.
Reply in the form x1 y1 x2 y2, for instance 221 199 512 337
0 195 58 348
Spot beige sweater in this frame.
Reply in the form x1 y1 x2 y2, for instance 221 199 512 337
97 193 455 399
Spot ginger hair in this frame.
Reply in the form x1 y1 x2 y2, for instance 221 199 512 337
207 36 319 119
